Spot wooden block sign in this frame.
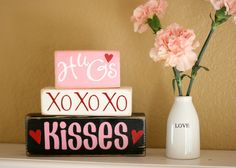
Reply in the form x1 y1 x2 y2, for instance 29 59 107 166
55 51 120 88
26 113 145 156
41 87 132 116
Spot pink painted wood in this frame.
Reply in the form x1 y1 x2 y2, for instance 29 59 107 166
55 51 120 88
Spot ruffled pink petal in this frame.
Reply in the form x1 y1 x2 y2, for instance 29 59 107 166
150 23 199 71
210 0 225 10
149 48 160 62
193 41 200 49
175 51 197 71
134 23 148 33
224 0 236 15
165 55 178 67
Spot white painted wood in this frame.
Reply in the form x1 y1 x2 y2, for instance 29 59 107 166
0 144 236 168
0 144 235 168
41 87 132 116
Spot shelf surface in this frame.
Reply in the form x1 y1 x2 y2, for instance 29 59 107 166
0 143 235 168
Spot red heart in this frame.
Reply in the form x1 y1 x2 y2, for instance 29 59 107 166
131 130 143 144
104 53 113 63
29 129 41 144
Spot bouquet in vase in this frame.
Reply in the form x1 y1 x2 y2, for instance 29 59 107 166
131 0 236 159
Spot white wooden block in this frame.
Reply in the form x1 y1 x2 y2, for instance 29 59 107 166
41 87 132 116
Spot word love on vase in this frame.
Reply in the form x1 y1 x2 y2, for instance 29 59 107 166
26 113 145 156
41 87 132 116
55 51 120 88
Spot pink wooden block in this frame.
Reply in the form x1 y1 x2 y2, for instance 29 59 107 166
55 51 120 88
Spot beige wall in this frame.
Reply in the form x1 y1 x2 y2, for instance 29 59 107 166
0 0 236 149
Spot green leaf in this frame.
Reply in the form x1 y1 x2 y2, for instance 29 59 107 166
181 74 191 80
213 7 231 28
209 13 214 22
191 65 200 77
191 65 209 78
199 66 210 71
152 15 161 29
172 79 176 94
147 14 161 34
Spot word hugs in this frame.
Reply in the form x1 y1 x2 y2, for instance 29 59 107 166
41 87 132 116
55 51 120 88
26 113 145 155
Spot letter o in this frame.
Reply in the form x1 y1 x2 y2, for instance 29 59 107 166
88 95 99 111
61 95 72 111
116 95 127 111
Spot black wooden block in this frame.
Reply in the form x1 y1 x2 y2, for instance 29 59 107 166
25 113 145 156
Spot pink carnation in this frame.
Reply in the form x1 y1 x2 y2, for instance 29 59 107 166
224 0 236 15
149 23 199 71
210 0 225 10
131 0 168 33
210 0 236 23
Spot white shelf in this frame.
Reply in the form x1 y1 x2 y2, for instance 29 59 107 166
0 143 235 168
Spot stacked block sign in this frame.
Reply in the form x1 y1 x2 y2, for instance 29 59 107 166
26 51 146 156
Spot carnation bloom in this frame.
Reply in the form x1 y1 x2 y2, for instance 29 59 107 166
210 0 224 10
131 0 168 33
149 23 199 71
210 0 236 23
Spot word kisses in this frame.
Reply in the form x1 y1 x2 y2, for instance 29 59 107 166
42 121 130 151
26 113 145 155
41 88 132 116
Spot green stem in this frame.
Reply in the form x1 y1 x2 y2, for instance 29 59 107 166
186 76 194 97
195 27 215 66
173 67 183 96
186 26 215 96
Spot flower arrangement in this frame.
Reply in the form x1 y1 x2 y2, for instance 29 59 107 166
131 0 236 96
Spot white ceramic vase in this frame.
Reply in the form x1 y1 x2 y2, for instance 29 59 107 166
166 96 200 159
